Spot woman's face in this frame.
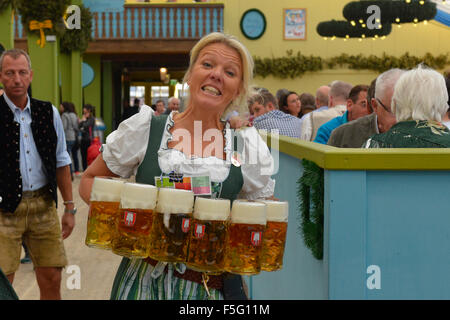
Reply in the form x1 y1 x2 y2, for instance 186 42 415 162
83 108 90 117
286 93 301 117
187 42 243 114
59 104 64 113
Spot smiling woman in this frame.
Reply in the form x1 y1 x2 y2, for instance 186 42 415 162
79 32 276 301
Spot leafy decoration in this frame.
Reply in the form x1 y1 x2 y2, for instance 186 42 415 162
297 159 324 260
254 52 450 78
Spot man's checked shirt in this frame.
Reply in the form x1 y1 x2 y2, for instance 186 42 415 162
253 110 302 138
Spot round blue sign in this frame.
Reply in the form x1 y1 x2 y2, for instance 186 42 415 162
240 9 266 40
82 62 95 88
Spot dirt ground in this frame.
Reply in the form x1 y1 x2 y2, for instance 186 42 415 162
12 175 123 300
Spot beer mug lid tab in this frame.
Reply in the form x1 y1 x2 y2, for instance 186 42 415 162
90 177 125 202
120 183 158 210
230 200 267 225
194 197 230 221
156 188 194 214
257 200 288 222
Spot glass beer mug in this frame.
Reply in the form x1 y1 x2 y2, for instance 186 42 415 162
186 197 230 274
111 183 158 258
85 177 125 250
223 200 267 275
258 200 289 272
148 188 194 263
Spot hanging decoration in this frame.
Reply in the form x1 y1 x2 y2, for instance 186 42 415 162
0 0 14 14
316 0 438 39
343 0 438 25
254 51 449 79
297 159 324 260
15 0 69 47
317 19 392 38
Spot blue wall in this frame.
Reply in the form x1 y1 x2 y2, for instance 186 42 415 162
249 151 328 300
250 150 450 299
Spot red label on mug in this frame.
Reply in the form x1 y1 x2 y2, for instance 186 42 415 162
123 211 136 227
181 218 191 233
251 231 262 246
194 223 206 239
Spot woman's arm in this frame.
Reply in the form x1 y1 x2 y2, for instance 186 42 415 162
79 154 119 204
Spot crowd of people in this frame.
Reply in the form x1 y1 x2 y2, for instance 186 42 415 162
242 66 450 150
0 30 449 301
60 101 97 179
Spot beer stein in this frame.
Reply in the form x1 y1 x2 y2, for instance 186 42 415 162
111 183 158 258
186 197 230 274
85 177 125 250
223 200 267 275
148 188 194 263
258 200 289 272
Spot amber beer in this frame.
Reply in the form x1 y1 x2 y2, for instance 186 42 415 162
186 198 230 273
258 200 288 271
111 183 158 258
223 200 267 275
148 188 194 263
85 177 125 250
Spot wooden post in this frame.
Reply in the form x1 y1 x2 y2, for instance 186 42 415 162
27 33 59 106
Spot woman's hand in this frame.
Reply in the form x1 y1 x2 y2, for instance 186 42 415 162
79 154 119 204
228 116 252 129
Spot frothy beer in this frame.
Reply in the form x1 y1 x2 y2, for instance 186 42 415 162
111 183 158 258
85 177 125 250
186 198 230 273
223 200 267 275
148 188 194 263
258 200 288 271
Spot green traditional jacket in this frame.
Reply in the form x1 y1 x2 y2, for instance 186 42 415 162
367 120 450 148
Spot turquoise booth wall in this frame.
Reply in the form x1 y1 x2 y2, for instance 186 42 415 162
249 136 450 300
249 150 328 300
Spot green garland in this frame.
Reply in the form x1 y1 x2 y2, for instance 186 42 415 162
254 50 323 79
0 0 14 14
16 0 70 38
60 4 93 54
297 159 324 260
254 51 450 79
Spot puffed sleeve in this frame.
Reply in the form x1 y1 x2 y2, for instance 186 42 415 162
236 127 276 200
102 106 154 178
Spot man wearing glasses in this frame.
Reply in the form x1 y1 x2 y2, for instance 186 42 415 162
327 69 405 148
314 84 369 145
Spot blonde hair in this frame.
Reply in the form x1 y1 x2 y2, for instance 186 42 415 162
392 65 448 122
182 32 254 115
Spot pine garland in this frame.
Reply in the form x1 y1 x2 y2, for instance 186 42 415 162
254 51 450 79
297 159 324 260
0 0 14 13
15 0 70 38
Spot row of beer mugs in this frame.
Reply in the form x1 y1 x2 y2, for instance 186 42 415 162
85 177 289 275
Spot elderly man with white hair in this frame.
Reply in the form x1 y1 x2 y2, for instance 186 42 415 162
365 65 450 148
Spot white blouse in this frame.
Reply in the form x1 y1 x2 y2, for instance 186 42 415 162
103 106 275 200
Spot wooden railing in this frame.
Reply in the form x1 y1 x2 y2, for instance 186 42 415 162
14 4 224 41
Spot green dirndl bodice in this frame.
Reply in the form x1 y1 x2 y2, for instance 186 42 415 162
110 114 244 300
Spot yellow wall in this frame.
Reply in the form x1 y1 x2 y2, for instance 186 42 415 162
222 0 450 96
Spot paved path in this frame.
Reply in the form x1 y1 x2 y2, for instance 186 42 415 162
12 175 123 300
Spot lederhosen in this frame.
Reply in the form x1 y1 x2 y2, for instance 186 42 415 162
110 115 247 299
